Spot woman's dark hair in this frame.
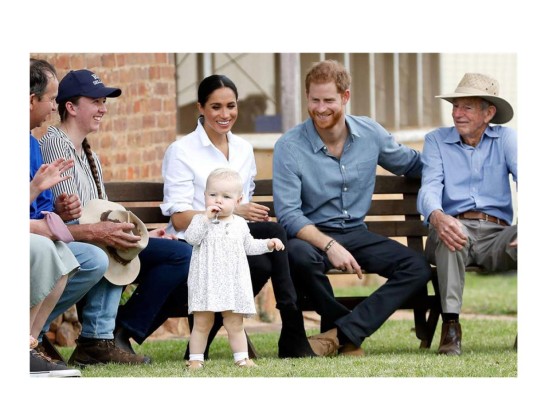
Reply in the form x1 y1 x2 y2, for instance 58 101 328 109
197 75 238 107
57 96 81 122
82 139 104 199
30 58 57 98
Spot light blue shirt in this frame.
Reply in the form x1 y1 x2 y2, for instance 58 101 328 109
417 125 517 226
273 116 422 238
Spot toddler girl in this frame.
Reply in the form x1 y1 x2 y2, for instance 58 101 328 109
184 168 284 369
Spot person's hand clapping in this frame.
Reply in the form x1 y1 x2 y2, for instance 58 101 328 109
30 158 74 203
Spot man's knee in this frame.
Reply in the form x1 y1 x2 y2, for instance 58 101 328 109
409 249 432 275
414 255 433 285
165 240 193 265
78 246 108 280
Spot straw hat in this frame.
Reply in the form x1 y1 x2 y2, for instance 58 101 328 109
436 72 514 124
79 199 149 285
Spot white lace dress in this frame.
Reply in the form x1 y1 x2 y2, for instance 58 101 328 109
184 214 272 317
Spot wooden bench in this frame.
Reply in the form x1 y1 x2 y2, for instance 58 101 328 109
106 175 444 352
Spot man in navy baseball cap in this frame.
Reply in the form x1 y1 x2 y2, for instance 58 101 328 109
56 69 121 103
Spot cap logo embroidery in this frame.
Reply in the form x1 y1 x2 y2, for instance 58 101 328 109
91 73 103 86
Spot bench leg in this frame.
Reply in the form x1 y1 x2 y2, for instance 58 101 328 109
422 303 441 349
245 330 259 359
42 334 67 365
422 268 442 350
413 306 430 348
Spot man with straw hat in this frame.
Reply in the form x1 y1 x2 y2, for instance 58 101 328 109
417 73 517 356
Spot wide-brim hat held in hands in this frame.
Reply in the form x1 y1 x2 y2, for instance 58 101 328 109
79 199 149 285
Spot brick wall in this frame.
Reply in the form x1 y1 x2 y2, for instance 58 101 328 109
30 53 178 182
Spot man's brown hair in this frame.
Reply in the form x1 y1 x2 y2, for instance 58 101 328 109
305 59 351 94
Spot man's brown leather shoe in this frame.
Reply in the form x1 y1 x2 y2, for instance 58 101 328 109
338 343 365 357
68 338 151 367
307 328 340 356
438 320 462 356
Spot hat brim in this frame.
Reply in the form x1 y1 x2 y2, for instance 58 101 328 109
103 255 141 286
79 199 126 224
82 86 122 99
436 93 514 124
56 87 122 103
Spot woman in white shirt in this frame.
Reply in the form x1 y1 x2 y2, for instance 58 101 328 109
161 74 315 358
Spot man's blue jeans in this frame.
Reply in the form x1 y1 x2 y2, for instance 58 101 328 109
41 241 114 339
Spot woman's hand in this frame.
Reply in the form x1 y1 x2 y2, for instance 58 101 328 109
149 227 178 240
236 202 270 222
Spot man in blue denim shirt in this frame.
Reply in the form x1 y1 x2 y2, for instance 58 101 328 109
273 60 432 356
417 73 517 356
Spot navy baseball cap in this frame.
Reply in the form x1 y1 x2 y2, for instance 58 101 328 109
56 69 122 103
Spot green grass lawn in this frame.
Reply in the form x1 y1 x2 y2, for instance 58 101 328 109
57 272 517 378
63 318 516 378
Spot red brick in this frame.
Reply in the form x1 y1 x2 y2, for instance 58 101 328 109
143 115 156 128
150 98 162 112
116 53 126 67
84 54 103 69
29 52 179 181
149 66 161 79
70 54 86 69
154 53 169 63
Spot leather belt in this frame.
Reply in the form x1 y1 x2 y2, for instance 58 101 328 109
455 211 509 227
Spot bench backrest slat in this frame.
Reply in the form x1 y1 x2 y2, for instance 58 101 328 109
373 175 421 194
105 182 164 202
126 207 169 225
105 176 428 248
